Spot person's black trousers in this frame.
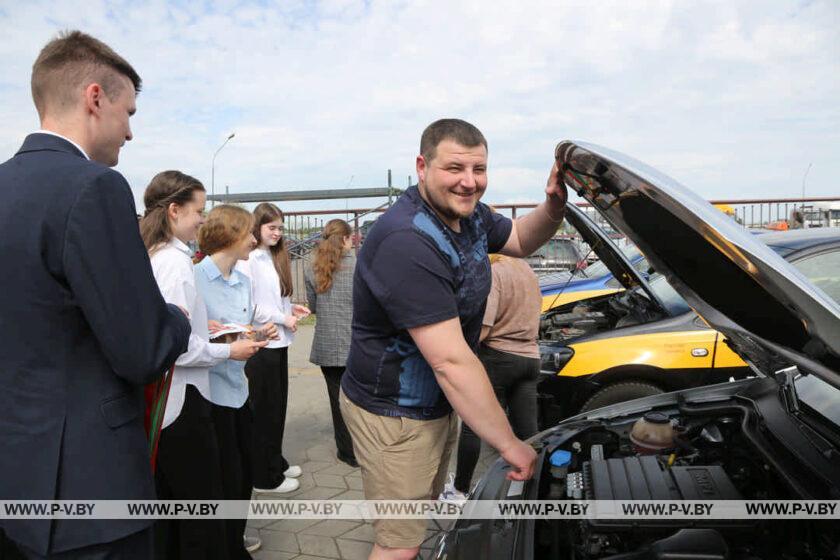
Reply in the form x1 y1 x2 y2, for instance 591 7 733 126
320 367 356 463
2 526 152 560
154 385 229 559
210 404 253 560
244 347 290 489
454 345 540 494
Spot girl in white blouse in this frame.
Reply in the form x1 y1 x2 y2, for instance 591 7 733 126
140 171 266 558
237 202 309 494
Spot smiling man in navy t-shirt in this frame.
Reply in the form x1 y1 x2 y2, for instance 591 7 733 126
340 119 567 560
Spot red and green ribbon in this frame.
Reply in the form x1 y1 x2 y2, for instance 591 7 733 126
144 366 175 473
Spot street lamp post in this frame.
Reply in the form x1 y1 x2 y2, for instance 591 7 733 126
211 132 235 207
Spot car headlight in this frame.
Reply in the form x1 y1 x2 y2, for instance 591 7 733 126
539 343 574 375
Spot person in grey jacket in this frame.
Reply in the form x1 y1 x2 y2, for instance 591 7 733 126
305 219 358 467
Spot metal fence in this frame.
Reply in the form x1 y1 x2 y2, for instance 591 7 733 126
285 196 840 303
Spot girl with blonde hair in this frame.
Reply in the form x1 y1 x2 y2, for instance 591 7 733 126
305 218 358 466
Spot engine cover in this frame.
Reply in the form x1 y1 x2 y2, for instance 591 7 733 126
581 455 752 531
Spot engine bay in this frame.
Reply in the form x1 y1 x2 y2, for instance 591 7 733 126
539 289 664 344
534 404 839 560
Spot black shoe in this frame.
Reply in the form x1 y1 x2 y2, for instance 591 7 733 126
337 452 359 468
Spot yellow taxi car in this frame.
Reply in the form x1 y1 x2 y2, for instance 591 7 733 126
537 204 840 427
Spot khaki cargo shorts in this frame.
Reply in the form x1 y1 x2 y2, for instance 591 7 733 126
339 389 458 549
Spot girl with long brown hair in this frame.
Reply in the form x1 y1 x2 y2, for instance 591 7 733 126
236 202 310 494
304 218 358 466
141 173 266 558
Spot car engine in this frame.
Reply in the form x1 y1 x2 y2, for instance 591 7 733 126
535 407 839 559
539 289 663 344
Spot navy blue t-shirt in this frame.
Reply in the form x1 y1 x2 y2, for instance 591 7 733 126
342 186 513 419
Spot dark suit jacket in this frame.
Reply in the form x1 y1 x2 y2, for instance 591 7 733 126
0 133 190 555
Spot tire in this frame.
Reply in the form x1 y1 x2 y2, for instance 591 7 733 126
579 381 664 413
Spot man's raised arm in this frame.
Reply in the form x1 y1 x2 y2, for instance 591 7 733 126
501 161 568 257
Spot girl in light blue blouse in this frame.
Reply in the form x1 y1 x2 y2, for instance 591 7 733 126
195 204 275 559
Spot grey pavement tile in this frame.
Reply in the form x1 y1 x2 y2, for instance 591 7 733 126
297 533 340 558
248 517 279 529
251 551 297 560
336 538 373 560
295 472 317 488
293 556 342 560
289 473 318 493
331 490 365 500
318 463 359 476
313 473 348 489
264 518 322 533
259 530 300 554
345 477 363 491
301 520 361 537
300 460 334 473
306 444 337 462
340 523 375 543
294 486 345 500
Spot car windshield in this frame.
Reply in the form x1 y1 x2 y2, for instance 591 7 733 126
577 244 643 279
795 375 840 427
531 239 579 260
636 273 692 316
789 249 840 427
789 250 840 307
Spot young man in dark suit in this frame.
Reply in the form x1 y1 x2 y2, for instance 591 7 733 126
0 31 191 559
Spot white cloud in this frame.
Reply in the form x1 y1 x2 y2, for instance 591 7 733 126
0 0 837 212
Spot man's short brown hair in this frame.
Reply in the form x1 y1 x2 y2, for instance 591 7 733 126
419 118 487 162
31 30 142 119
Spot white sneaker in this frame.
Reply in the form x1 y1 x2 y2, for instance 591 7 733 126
254 477 300 494
244 535 262 553
437 473 467 506
283 465 302 478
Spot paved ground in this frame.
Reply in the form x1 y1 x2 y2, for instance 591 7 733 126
245 323 496 560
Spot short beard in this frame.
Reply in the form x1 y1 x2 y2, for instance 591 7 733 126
419 182 474 226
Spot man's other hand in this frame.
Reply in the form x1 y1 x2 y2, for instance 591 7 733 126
544 161 568 208
500 439 537 481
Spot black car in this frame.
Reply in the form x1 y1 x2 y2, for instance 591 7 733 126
436 142 840 560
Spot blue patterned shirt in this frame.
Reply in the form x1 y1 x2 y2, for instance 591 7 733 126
342 186 512 419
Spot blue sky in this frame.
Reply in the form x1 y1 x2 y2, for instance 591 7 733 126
1 0 838 214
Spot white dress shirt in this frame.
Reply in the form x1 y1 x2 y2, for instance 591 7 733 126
150 238 230 427
236 248 294 348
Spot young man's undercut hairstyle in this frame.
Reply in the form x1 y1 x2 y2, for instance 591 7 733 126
31 30 142 119
420 118 488 162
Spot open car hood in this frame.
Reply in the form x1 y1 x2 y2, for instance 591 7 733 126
563 204 665 309
556 141 840 388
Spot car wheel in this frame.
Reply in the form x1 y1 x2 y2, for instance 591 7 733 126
579 381 664 412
